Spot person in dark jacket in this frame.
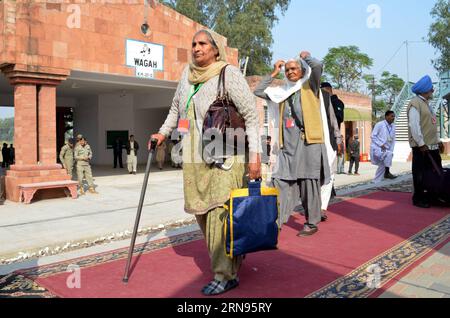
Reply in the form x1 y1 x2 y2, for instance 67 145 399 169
125 135 139 174
348 136 360 175
1 143 10 168
113 138 124 169
321 82 345 128
321 82 345 174
9 144 15 165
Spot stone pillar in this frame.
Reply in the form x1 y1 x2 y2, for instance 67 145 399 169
13 84 38 165
1 64 71 202
38 85 57 164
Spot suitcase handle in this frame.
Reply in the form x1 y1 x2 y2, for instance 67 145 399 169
427 152 443 177
248 180 262 196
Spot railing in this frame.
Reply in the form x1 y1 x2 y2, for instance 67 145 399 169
391 82 414 122
437 98 450 138
431 85 441 113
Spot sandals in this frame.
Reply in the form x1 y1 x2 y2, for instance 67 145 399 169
201 278 239 296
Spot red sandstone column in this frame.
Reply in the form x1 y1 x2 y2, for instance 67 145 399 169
38 85 57 164
1 64 70 202
13 84 38 165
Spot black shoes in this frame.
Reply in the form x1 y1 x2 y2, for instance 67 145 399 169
413 201 431 209
321 210 329 222
297 226 318 237
384 173 397 179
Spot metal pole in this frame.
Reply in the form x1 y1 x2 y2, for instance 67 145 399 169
405 41 410 83
448 99 450 138
123 139 158 283
243 56 249 77
440 99 444 139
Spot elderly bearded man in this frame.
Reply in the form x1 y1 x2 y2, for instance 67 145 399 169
254 51 331 237
371 110 397 183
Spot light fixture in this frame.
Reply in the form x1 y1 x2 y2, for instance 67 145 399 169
141 0 151 36
141 22 150 36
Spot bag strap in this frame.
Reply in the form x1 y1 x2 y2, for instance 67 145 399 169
248 180 262 197
216 65 229 99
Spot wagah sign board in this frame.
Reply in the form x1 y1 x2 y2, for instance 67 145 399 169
125 39 164 79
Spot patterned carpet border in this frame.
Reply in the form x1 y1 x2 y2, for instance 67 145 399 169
0 231 204 298
23 231 205 279
0 180 418 298
306 215 450 298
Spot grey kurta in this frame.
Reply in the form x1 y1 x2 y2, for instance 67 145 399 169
254 57 330 183
254 57 330 227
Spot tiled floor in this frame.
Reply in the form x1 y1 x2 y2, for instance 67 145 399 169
380 242 450 298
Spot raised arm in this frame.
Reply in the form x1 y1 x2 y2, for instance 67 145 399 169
254 76 275 100
301 51 323 96
254 60 285 100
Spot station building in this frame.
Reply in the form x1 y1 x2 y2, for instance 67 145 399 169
0 0 239 201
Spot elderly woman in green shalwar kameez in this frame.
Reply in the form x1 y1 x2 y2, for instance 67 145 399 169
151 30 261 296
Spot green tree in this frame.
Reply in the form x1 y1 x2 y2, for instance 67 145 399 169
163 0 211 26
323 46 373 93
162 0 291 75
364 72 405 123
372 99 387 124
428 0 450 73
378 71 404 108
0 117 14 143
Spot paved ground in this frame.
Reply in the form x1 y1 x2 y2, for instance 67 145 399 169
0 161 417 262
380 242 450 298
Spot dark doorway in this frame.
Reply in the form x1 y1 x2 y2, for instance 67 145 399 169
345 121 355 161
56 107 73 163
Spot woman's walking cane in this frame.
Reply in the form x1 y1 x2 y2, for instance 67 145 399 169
123 138 158 283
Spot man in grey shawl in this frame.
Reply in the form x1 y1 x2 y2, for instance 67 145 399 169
254 51 330 236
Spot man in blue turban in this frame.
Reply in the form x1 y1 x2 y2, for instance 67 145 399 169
407 75 444 208
411 75 434 95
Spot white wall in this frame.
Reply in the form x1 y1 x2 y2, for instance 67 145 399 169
96 93 135 165
133 107 169 164
72 89 173 165
73 96 100 163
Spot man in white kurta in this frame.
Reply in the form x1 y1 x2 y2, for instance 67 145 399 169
371 111 397 183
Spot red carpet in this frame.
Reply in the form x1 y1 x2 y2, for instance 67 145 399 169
33 191 449 298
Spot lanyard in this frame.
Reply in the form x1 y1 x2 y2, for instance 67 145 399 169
385 121 393 135
185 83 203 114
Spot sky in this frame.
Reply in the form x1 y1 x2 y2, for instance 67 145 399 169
0 107 14 119
272 0 440 84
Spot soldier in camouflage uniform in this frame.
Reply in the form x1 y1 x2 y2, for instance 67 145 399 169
74 137 98 195
59 138 75 178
